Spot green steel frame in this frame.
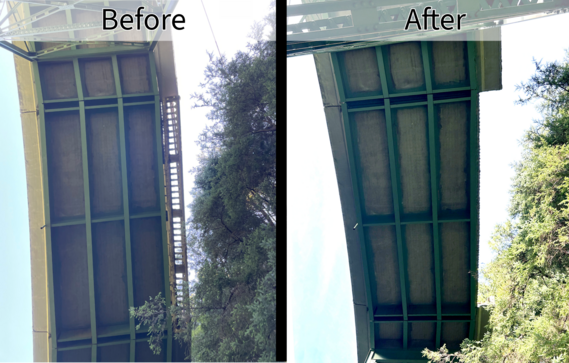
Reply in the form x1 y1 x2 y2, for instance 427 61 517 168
331 38 480 361
32 48 174 361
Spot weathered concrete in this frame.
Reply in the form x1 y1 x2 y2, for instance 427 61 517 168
93 221 129 327
441 222 470 311
131 217 165 307
87 110 123 216
52 225 91 332
126 107 159 213
81 59 116 97
368 226 401 306
98 343 129 362
119 55 151 94
438 102 469 213
39 62 78 100
441 322 469 352
396 106 431 214
46 112 86 219
432 41 468 88
354 110 394 216
409 322 435 349
388 42 424 91
341 47 382 95
405 224 435 308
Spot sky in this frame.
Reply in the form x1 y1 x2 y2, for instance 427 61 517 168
287 11 569 363
0 1 272 361
0 29 32 363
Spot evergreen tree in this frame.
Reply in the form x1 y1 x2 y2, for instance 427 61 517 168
423 51 569 363
130 37 276 361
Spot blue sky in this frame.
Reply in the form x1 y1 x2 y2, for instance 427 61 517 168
0 1 272 361
0 44 33 362
287 12 569 363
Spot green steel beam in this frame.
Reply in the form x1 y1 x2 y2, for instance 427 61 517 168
436 320 442 349
383 98 409 320
467 35 480 340
56 343 92 352
32 61 58 359
83 94 118 101
35 40 146 58
346 98 472 113
421 42 433 94
375 319 472 323
427 92 444 346
37 45 148 61
55 335 163 352
403 321 408 349
74 58 98 349
421 40 444 351
51 218 86 227
375 311 471 318
124 92 155 98
130 340 136 362
0 40 34 61
130 211 162 219
384 98 410 350
330 39 482 356
469 89 480 340
331 51 377 349
121 100 155 107
345 86 472 102
347 105 386 113
371 348 427 361
112 55 137 356
42 92 153 103
468 39 478 91
85 104 119 110
43 98 79 103
362 217 470 227
45 107 81 113
51 213 167 227
149 52 173 362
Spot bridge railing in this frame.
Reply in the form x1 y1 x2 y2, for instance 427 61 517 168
287 0 569 56
161 95 189 306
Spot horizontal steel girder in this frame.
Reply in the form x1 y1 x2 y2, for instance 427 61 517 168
286 0 569 43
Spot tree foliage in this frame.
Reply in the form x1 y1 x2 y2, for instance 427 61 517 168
423 51 569 363
130 32 276 361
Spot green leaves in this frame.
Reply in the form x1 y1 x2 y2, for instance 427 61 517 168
130 31 275 361
423 50 569 363
129 293 168 355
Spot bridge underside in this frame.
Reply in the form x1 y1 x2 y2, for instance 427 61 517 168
313 32 501 362
12 2 188 360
